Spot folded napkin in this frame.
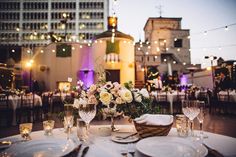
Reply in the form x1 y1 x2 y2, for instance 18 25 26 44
134 114 173 125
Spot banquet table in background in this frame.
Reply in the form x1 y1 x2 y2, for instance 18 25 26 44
218 91 236 102
8 94 42 125
151 91 186 114
1 125 236 157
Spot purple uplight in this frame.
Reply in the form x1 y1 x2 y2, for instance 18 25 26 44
78 70 94 89
180 75 187 85
76 46 95 89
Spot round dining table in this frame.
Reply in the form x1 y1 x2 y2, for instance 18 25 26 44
1 125 236 157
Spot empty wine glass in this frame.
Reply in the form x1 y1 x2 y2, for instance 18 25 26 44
79 104 96 134
182 100 200 136
197 101 208 139
64 104 74 140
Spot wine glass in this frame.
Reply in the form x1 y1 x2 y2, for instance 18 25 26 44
197 101 208 139
64 104 74 140
182 100 200 137
79 104 96 134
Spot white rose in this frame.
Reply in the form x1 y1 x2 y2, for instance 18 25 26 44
140 88 149 98
133 92 142 102
99 91 113 106
115 97 124 105
119 89 133 103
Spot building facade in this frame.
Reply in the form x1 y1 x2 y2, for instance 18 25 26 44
135 17 191 82
0 0 109 46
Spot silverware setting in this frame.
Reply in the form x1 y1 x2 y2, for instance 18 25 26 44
115 132 138 140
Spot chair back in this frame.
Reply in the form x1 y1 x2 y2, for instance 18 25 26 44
0 94 9 109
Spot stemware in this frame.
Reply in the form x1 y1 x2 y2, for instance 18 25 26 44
182 100 200 136
197 101 208 139
78 104 96 134
64 104 74 140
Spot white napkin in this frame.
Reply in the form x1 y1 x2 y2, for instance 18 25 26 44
134 114 173 125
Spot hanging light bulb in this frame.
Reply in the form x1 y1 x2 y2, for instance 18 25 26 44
174 38 177 41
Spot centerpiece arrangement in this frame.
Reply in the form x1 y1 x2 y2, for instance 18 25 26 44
73 80 160 132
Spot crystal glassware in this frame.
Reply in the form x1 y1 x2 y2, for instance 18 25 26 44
182 100 200 136
197 101 208 139
19 123 33 141
175 114 189 137
43 120 55 136
64 104 74 140
77 118 87 141
64 115 74 140
78 103 96 134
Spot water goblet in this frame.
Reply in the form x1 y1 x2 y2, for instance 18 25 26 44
182 100 200 137
197 101 208 139
64 115 74 140
64 104 74 140
77 118 87 141
78 104 96 135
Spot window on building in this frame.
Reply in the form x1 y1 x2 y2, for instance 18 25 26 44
174 39 183 48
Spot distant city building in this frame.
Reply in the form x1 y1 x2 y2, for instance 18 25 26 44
0 0 109 46
135 17 191 82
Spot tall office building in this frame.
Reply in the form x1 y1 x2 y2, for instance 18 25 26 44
0 0 109 46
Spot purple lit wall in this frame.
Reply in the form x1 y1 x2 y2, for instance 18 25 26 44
77 46 95 89
77 70 94 89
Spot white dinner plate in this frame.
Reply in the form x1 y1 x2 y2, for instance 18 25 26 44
136 137 208 157
111 132 139 144
4 139 76 157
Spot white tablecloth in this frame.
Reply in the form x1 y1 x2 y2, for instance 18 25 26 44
151 91 186 114
1 125 236 157
218 91 236 102
8 94 42 125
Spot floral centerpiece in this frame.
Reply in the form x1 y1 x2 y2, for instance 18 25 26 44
73 80 159 131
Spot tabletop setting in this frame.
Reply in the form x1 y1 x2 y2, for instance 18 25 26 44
1 81 236 157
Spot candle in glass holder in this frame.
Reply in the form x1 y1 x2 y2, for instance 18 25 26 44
19 123 32 140
43 120 55 136
176 114 189 137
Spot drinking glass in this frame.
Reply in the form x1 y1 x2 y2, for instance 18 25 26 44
43 120 55 136
175 114 189 137
182 100 200 136
19 123 32 141
77 118 87 141
197 101 208 139
64 104 74 140
79 104 96 134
